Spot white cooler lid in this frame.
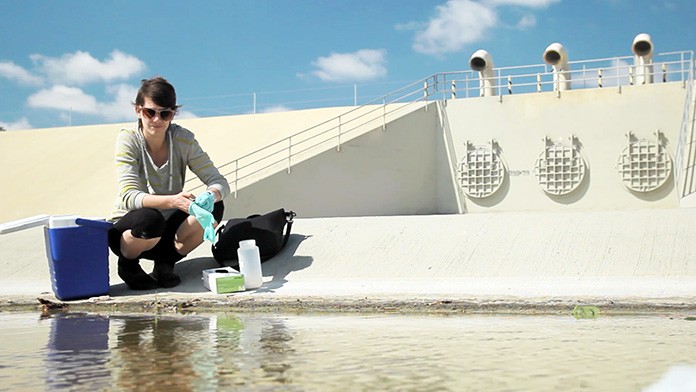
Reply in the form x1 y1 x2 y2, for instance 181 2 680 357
0 214 50 234
48 215 80 229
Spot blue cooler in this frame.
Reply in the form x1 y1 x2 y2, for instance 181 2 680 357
0 214 112 301
43 216 112 300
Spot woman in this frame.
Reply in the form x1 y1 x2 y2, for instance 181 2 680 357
109 76 230 290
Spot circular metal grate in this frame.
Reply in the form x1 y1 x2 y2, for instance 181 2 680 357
617 139 672 192
458 146 505 198
534 141 586 196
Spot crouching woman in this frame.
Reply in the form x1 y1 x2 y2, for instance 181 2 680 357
108 76 230 290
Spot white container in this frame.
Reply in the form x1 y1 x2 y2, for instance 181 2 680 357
237 239 263 289
202 267 245 294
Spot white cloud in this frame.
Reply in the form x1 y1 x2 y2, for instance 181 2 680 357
413 0 497 56
30 50 146 85
174 110 198 120
410 0 559 56
0 118 32 131
0 50 149 127
516 14 537 29
27 85 99 113
26 83 143 123
0 61 43 85
261 105 292 113
394 21 425 32
484 0 559 7
311 49 387 82
99 84 139 121
571 59 633 89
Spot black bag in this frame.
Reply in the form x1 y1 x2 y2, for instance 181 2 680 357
212 208 295 267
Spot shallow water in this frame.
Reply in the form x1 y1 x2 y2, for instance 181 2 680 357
0 310 695 391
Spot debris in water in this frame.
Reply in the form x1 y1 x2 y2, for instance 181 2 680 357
572 305 600 319
37 297 67 314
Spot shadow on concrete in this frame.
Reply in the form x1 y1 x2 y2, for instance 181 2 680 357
256 234 313 293
108 233 312 297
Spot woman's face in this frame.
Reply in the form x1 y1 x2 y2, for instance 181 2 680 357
136 97 176 137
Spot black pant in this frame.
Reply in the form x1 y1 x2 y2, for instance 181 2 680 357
108 202 224 265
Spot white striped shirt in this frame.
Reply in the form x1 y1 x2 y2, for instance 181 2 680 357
111 123 230 220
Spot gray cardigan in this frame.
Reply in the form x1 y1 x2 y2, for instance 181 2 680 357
111 123 230 220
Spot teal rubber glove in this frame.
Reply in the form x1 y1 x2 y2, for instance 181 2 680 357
189 202 217 244
194 191 215 213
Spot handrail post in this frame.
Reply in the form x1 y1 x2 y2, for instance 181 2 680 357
452 80 457 99
287 136 292 173
441 75 447 101
466 75 469 98
234 160 239 198
423 80 428 111
382 98 386 131
337 116 342 152
598 69 603 88
537 74 541 92
582 65 587 89
687 51 693 88
685 52 688 82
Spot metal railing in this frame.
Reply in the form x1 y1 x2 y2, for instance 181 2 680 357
441 51 694 98
676 60 696 198
185 51 695 196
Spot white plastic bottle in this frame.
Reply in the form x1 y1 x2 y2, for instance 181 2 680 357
237 239 263 289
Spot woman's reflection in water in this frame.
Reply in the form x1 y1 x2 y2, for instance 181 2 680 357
112 314 296 389
114 315 209 390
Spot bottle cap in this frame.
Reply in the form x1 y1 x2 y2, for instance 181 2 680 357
239 239 256 248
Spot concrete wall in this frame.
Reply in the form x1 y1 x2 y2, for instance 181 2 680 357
224 81 689 218
223 104 440 218
442 82 688 213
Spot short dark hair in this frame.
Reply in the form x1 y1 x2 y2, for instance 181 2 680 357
134 76 181 110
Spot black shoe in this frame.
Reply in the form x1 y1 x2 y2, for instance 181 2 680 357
153 262 181 288
118 257 158 290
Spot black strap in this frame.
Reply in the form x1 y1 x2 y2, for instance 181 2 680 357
281 211 296 250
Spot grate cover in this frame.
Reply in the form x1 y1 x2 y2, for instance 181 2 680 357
534 139 586 196
458 145 505 198
617 138 672 192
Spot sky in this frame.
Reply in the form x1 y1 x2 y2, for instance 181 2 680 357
0 0 694 130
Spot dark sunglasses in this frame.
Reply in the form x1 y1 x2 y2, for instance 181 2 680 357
139 106 176 121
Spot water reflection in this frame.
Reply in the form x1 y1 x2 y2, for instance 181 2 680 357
113 315 211 391
43 312 298 391
0 311 695 391
46 313 110 390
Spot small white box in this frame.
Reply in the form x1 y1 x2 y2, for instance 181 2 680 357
202 267 245 294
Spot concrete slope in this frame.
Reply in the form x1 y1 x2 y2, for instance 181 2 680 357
1 208 694 307
0 105 377 222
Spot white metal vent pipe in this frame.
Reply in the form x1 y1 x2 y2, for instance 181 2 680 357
469 49 496 97
632 33 654 84
543 43 571 91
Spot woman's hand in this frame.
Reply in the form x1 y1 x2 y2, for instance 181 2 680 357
170 192 195 213
194 191 215 212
